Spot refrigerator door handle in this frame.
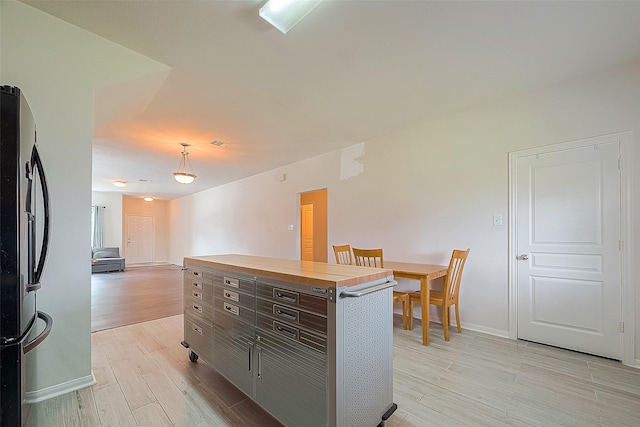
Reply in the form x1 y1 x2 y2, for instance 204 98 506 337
25 145 50 290
26 212 38 291
23 311 53 354
0 315 37 348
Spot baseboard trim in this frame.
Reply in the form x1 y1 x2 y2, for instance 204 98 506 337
24 372 96 403
460 322 510 338
394 311 510 340
126 261 172 268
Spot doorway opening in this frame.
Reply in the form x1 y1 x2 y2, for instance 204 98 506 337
299 189 327 262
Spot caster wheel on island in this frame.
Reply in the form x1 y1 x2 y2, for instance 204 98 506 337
188 350 199 362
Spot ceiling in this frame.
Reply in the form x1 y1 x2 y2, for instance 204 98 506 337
23 1 640 200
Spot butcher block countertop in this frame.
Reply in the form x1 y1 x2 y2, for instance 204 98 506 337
184 254 393 288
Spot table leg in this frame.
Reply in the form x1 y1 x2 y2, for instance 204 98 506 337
420 277 429 345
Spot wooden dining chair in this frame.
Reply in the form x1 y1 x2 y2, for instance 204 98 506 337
408 248 470 341
352 248 410 330
332 244 353 265
352 248 383 268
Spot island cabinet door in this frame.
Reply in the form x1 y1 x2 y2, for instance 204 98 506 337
183 312 213 363
254 329 327 427
213 303 255 397
210 268 256 395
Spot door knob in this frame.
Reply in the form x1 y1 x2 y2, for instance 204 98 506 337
517 254 529 260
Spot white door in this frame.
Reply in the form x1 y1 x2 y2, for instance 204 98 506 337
126 215 154 264
300 204 314 261
516 141 621 359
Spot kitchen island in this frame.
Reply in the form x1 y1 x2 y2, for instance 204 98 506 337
182 254 397 427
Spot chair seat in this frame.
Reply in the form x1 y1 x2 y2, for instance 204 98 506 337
409 290 444 304
392 291 408 301
428 290 446 302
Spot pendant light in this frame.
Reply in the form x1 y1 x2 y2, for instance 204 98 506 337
174 143 197 184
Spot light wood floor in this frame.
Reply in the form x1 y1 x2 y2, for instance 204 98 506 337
91 265 184 332
25 313 640 426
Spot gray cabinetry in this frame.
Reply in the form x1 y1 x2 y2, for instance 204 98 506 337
255 331 327 427
212 270 255 397
255 277 328 426
182 268 213 363
182 255 396 427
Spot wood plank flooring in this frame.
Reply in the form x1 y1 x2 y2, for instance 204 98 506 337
391 323 640 426
91 265 184 332
25 313 640 426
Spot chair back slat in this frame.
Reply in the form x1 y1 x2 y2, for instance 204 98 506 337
333 244 353 265
352 248 384 268
444 248 470 302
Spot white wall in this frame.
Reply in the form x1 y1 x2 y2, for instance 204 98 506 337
170 60 640 360
92 191 123 250
1 2 168 397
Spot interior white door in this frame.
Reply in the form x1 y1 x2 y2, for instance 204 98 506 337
516 141 621 359
126 215 154 264
300 204 314 261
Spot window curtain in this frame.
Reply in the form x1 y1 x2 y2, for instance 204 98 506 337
92 205 104 249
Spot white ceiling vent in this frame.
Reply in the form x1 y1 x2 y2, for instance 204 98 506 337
210 140 230 147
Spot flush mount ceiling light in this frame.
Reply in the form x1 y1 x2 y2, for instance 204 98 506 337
143 197 154 202
113 181 127 188
173 143 197 184
259 0 323 34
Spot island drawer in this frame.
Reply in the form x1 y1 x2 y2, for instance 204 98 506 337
256 281 327 316
214 298 254 325
184 278 213 305
212 271 255 295
184 312 213 363
256 298 327 334
215 285 254 310
185 268 213 284
256 313 327 354
185 299 213 324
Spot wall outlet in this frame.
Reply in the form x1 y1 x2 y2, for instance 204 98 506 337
287 224 294 231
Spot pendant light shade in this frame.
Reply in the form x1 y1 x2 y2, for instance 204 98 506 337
174 144 197 184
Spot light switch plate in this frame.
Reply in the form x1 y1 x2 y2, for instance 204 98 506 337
493 214 503 226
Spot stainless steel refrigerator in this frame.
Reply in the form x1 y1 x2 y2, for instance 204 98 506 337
1 85 53 426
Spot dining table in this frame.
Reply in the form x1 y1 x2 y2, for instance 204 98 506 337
384 261 449 346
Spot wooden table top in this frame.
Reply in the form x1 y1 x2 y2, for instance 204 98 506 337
184 254 393 288
384 261 448 278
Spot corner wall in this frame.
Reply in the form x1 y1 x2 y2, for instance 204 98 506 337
1 1 169 397
170 60 640 361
